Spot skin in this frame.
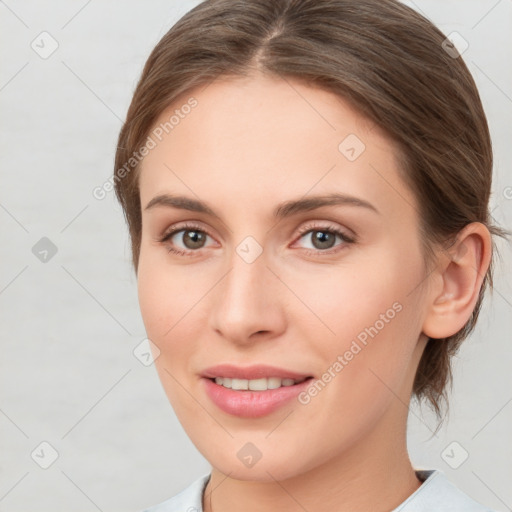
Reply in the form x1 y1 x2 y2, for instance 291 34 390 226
136 73 491 512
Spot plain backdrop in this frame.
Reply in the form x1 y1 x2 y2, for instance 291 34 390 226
0 1 511 511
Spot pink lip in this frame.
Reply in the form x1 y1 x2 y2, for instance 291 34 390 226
200 364 313 418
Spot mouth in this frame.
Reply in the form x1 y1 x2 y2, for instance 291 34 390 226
200 364 314 418
209 376 310 391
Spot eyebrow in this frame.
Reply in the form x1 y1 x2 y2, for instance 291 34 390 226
144 192 379 219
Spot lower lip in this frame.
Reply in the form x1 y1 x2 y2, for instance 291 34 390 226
202 377 313 418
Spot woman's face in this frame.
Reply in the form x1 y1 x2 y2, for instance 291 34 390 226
137 74 431 480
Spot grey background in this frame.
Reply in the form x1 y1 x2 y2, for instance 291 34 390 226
0 1 510 511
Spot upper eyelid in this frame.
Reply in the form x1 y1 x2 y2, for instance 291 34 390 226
162 220 347 236
160 222 213 242
296 221 352 236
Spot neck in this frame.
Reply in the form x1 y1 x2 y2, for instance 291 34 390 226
202 404 422 512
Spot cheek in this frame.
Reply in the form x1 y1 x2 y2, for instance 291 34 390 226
137 255 194 370
283 247 425 406
137 264 169 341
137 246 202 339
136 252 217 382
137 259 203 414
280 250 421 350
289 274 422 466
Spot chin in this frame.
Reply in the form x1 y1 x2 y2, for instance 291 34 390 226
212 458 305 482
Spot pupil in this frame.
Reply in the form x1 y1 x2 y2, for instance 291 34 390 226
313 230 335 249
184 230 205 249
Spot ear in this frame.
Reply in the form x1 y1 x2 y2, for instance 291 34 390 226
422 222 492 340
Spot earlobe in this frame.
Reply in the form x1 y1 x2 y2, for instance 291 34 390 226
422 222 492 340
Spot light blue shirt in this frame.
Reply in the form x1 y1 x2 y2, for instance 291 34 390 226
143 468 497 511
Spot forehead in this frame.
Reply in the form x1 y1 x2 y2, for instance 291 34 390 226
138 74 414 220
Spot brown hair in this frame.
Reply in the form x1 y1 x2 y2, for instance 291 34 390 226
114 0 507 419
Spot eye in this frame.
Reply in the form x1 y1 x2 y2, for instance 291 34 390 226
157 221 355 257
158 222 216 256
294 223 355 254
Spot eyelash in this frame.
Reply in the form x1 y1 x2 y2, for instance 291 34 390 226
158 221 356 257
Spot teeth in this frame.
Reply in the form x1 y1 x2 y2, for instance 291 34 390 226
248 378 267 391
231 378 249 390
267 377 282 389
215 377 230 387
213 376 306 391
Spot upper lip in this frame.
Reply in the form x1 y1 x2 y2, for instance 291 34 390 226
201 364 312 380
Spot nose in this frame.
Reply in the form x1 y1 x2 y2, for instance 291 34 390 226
208 243 287 346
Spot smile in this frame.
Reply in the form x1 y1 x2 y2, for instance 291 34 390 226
212 376 308 390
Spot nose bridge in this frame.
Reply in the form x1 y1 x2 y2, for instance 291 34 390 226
209 238 285 342
221 243 270 317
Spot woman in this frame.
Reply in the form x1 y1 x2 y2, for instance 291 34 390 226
114 0 506 510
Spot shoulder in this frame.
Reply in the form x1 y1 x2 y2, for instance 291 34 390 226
141 473 210 512
393 468 497 512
